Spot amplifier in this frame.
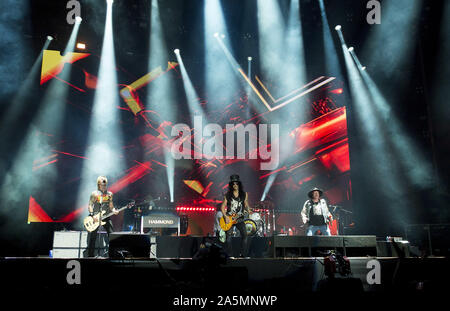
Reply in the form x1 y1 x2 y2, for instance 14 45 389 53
52 231 107 258
109 232 154 258
269 235 377 257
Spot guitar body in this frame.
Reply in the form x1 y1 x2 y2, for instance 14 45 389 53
83 201 135 232
83 210 106 232
219 214 239 231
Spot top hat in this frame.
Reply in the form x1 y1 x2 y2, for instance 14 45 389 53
230 174 240 182
308 187 323 198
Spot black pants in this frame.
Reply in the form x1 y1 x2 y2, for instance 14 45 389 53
225 221 248 257
87 219 113 257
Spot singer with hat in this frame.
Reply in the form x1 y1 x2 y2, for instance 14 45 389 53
301 187 333 236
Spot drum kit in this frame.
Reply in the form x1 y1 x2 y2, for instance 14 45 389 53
240 201 274 237
233 202 352 237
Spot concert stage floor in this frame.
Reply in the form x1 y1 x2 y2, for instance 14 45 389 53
1 256 449 307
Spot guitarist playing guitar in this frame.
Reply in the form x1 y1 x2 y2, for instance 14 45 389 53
86 176 119 258
220 174 252 258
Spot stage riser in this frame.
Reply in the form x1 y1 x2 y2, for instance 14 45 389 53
154 236 380 258
376 241 411 257
52 232 409 258
406 224 450 256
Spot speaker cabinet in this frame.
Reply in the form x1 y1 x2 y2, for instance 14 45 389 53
109 232 152 258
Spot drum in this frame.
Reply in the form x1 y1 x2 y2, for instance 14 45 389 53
249 212 264 236
249 212 261 223
244 219 257 236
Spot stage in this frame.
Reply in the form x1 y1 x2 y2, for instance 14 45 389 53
2 233 449 307
1 256 448 305
4 233 448 291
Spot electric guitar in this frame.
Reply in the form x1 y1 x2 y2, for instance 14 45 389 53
219 212 245 232
83 201 135 232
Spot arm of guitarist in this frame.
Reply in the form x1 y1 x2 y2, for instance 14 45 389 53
244 192 252 214
88 193 98 223
109 192 119 215
221 196 229 224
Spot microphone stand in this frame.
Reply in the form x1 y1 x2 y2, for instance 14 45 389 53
329 205 353 235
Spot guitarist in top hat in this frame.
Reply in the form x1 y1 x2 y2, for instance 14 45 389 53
220 174 252 258
86 176 119 257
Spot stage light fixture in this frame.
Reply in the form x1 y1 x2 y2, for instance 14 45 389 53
361 66 366 71
76 42 86 49
248 56 252 61
106 0 114 4
174 48 180 54
335 25 341 31
348 46 354 52
75 16 82 23
47 35 53 41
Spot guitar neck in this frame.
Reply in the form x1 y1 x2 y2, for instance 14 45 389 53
101 204 129 220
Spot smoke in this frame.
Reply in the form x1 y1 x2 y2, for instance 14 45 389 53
0 0 31 100
431 1 450 193
204 0 239 110
75 0 125 227
318 0 344 80
361 0 423 78
361 71 434 189
0 125 56 242
256 0 286 97
83 0 108 37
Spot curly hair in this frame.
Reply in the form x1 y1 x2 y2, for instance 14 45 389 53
226 180 246 201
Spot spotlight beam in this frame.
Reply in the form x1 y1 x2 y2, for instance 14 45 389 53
148 0 176 202
174 51 204 119
204 0 239 112
337 28 410 223
0 36 53 137
350 50 434 187
1 21 82 220
361 0 422 78
76 0 125 223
